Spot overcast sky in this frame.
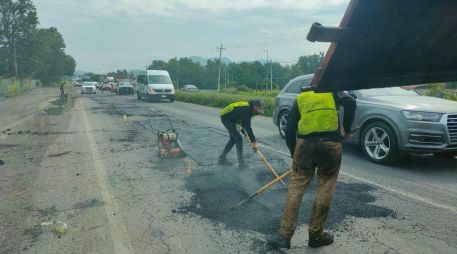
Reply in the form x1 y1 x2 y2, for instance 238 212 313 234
34 0 349 73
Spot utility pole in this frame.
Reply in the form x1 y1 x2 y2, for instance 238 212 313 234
226 65 229 88
224 65 227 88
217 44 226 92
270 59 273 90
14 47 18 83
177 61 180 90
262 49 269 90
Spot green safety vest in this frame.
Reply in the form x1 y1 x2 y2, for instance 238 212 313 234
297 91 338 136
220 101 250 116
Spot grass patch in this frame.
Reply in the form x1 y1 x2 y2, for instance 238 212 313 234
1 81 33 97
425 83 457 101
221 87 280 98
176 91 276 116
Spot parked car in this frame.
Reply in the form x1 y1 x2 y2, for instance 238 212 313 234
273 74 457 164
182 84 199 92
136 70 175 102
117 81 134 95
81 82 97 94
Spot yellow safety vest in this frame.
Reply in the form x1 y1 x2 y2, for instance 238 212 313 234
297 91 338 136
220 101 249 116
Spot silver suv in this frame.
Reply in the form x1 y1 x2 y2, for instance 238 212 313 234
273 75 457 164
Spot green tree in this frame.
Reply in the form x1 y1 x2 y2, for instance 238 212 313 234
147 60 167 70
62 54 76 76
296 54 323 75
0 0 39 78
34 27 69 85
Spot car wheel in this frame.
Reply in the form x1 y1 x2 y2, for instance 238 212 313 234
361 122 399 164
137 92 141 100
278 110 289 139
170 98 175 102
433 152 457 159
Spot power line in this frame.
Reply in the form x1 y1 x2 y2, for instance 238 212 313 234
225 31 308 49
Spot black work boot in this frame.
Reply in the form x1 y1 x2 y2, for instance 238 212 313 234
217 156 233 166
308 232 334 248
267 234 291 249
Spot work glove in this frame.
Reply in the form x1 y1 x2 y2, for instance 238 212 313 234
252 142 259 153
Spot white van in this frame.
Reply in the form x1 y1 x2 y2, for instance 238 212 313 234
136 70 175 102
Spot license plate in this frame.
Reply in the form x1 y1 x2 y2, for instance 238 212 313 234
161 95 166 98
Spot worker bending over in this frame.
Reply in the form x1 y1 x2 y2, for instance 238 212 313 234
218 100 265 169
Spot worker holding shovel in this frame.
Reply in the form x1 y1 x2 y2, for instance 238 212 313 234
268 89 356 249
218 99 265 169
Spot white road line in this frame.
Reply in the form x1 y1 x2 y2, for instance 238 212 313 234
80 100 134 254
257 142 457 215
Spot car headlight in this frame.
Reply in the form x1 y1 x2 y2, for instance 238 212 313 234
401 111 442 122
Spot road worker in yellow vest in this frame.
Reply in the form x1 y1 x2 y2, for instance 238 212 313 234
218 100 265 169
269 87 356 249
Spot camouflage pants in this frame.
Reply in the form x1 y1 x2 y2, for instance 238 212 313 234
279 138 342 240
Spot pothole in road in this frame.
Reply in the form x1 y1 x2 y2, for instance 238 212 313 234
47 151 71 157
73 198 105 210
5 130 76 136
35 206 58 218
109 129 139 143
45 107 64 115
180 169 396 236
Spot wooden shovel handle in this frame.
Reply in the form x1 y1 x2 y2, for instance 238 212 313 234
256 170 292 195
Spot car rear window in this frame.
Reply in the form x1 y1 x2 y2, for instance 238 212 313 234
286 78 312 94
286 80 302 94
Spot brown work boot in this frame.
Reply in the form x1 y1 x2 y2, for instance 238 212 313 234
267 233 291 249
308 232 334 248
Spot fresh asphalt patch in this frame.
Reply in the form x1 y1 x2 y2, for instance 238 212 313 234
181 168 396 235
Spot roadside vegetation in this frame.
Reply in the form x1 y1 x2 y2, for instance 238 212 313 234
4 82 32 97
176 87 277 116
425 83 457 101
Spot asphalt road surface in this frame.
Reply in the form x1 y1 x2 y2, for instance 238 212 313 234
1 87 456 254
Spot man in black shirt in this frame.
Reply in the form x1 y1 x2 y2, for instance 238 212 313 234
218 100 265 168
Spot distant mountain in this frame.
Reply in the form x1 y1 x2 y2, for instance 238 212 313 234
190 56 233 65
74 70 88 76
